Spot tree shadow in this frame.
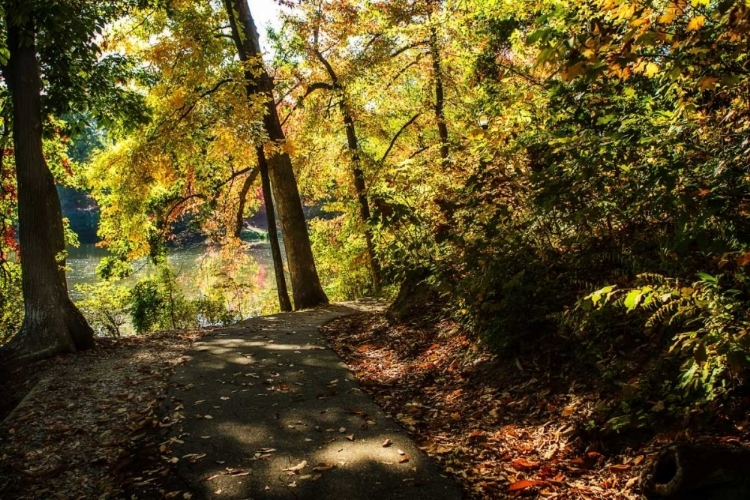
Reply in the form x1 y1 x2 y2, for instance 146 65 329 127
165 305 463 499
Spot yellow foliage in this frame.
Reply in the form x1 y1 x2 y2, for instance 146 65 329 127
686 15 706 31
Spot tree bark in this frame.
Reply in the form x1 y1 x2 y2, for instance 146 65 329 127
257 147 292 312
223 0 328 310
0 11 94 367
340 101 382 293
429 26 449 166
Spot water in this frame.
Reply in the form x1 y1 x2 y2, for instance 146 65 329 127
66 242 279 318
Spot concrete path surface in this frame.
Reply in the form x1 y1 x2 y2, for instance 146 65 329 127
168 302 463 500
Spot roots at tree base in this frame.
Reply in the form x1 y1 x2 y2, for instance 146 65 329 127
0 299 94 368
642 443 750 499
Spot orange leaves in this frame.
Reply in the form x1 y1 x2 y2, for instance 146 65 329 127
506 479 544 492
511 457 540 470
686 15 706 32
736 252 750 267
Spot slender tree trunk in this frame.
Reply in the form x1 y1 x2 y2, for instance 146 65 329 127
311 46 382 293
0 12 94 366
340 103 382 293
257 147 292 312
430 26 449 165
224 0 328 310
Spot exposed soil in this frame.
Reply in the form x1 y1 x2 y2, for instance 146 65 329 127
322 313 750 499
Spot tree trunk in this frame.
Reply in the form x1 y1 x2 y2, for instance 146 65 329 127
311 45 382 293
429 26 449 166
223 0 328 310
0 12 94 367
257 147 292 312
340 102 382 294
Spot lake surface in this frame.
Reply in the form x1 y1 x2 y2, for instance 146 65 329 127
66 242 280 318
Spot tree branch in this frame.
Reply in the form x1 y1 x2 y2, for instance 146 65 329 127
279 81 335 126
380 113 421 164
234 166 261 237
389 40 428 59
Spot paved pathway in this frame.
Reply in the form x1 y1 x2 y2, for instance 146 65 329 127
169 302 463 499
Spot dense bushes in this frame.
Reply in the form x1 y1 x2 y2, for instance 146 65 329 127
375 0 750 408
446 5 747 409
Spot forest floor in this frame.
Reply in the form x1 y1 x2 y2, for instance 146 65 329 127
2 304 749 499
0 330 205 499
322 312 750 499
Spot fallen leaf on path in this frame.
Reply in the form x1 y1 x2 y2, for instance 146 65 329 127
282 460 307 473
382 438 392 447
608 464 631 472
312 463 336 472
511 458 540 470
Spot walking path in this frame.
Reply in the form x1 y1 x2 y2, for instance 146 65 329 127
168 302 463 499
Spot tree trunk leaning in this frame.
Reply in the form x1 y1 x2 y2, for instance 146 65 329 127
430 26 449 166
224 0 328 310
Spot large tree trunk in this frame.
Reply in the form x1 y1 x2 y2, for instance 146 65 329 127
0 13 94 367
223 0 328 310
257 147 292 312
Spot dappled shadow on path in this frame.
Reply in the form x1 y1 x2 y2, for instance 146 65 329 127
166 304 462 500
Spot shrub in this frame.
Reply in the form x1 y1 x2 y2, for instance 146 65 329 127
130 266 196 334
75 281 131 337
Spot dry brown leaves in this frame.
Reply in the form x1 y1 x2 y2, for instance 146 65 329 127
322 314 651 499
0 330 204 500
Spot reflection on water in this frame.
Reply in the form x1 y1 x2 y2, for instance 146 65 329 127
66 243 279 318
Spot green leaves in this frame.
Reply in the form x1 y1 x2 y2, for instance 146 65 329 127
585 285 615 307
623 290 642 312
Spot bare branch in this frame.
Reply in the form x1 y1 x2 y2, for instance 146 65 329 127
279 81 335 126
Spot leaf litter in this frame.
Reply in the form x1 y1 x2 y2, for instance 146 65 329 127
0 329 207 499
322 313 750 499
